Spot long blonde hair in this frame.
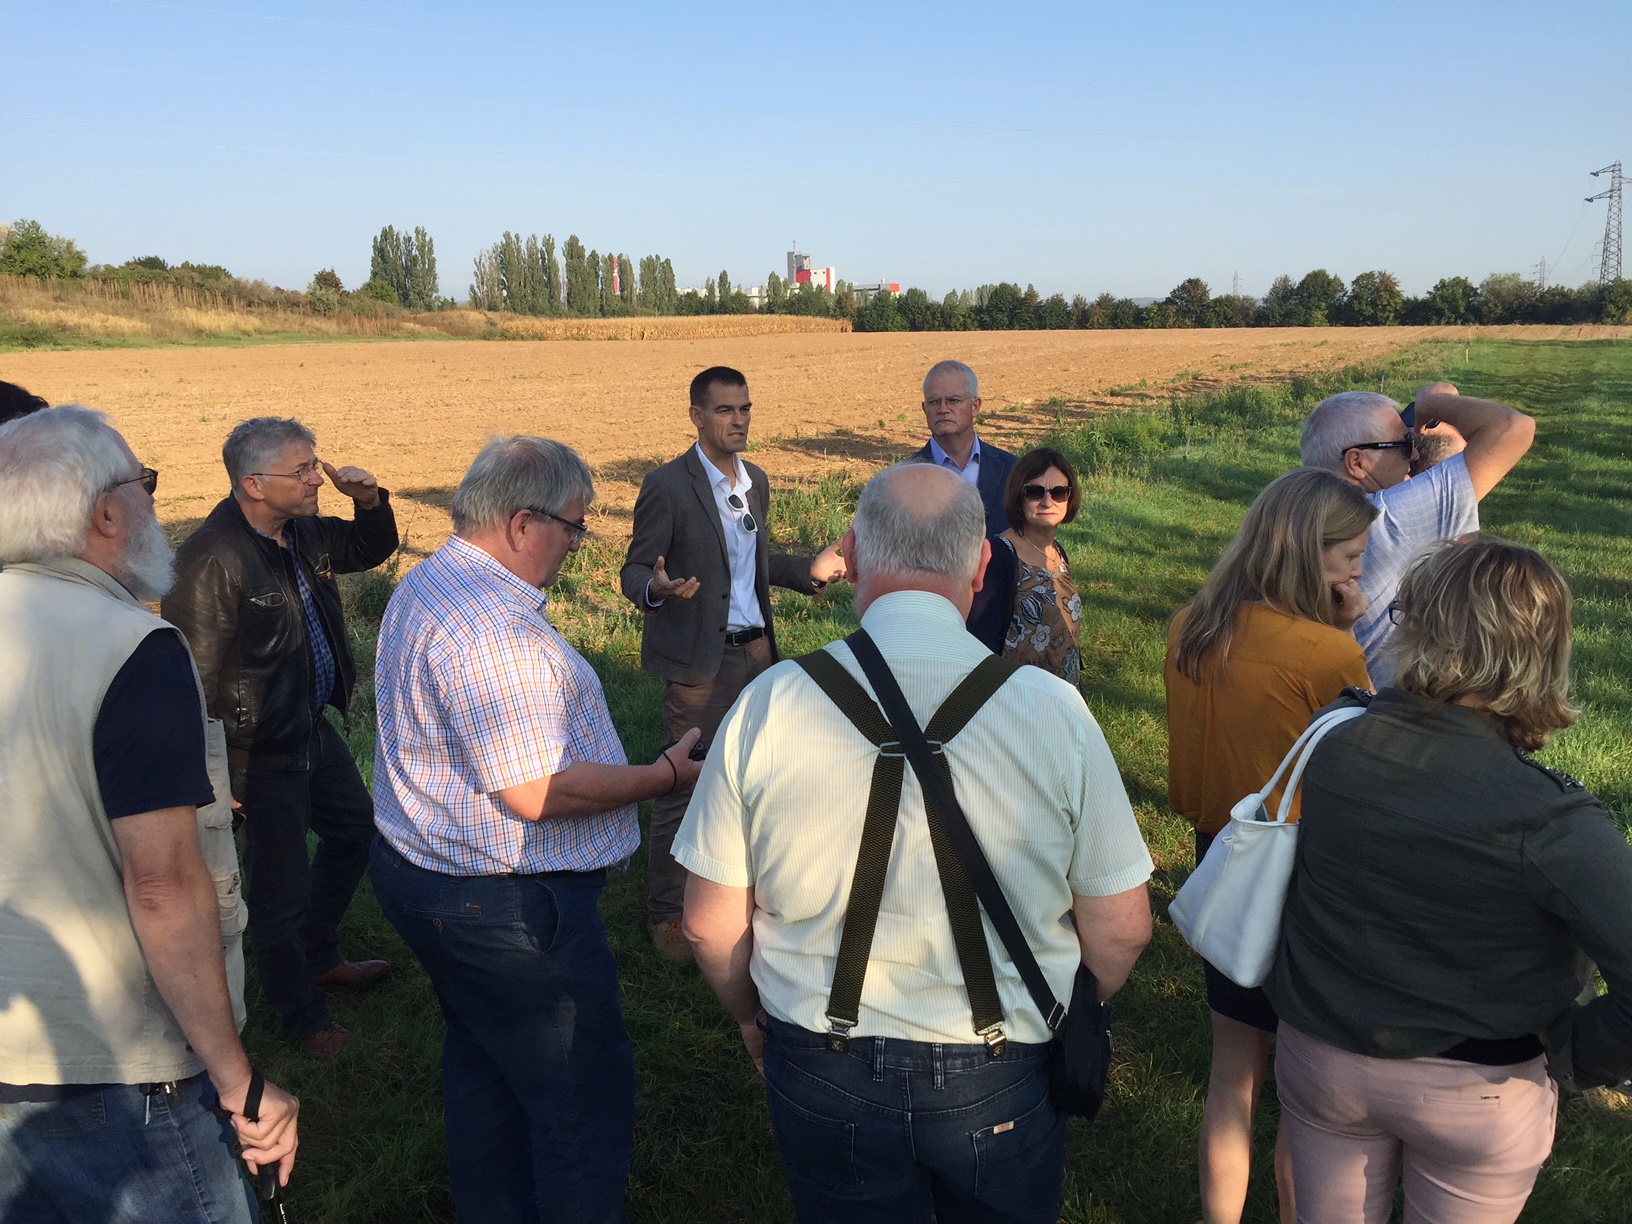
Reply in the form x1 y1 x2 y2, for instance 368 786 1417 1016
1390 538 1576 750
1173 468 1378 683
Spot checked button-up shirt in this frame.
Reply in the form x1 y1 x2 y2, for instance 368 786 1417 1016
373 534 640 876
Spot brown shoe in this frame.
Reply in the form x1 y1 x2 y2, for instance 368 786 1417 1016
298 1021 352 1060
311 959 391 993
648 921 693 963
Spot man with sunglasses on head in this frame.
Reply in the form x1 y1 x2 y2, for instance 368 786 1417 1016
163 417 399 1057
1300 382 1534 682
621 366 846 961
911 359 1017 536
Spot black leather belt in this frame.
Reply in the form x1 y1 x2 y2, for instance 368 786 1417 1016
723 627 765 646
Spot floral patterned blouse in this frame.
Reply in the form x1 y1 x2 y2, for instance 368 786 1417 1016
999 537 1084 685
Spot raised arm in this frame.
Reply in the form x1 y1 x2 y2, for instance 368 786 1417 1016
315 474 399 574
1414 384 1535 501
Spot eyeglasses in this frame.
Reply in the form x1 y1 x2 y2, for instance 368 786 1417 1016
108 467 159 496
252 460 324 483
924 396 971 410
527 508 588 545
726 492 757 534
1022 483 1071 502
1386 600 1404 625
1344 438 1416 459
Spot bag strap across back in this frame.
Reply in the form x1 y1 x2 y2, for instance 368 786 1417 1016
795 630 1052 1056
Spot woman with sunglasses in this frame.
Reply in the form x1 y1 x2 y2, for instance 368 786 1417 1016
966 447 1086 684
1164 467 1378 1224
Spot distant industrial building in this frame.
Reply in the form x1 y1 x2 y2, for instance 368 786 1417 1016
786 247 837 293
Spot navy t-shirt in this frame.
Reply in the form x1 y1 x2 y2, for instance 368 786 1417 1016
92 629 216 819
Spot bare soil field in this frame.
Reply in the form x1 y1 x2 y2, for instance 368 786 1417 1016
3 325 1619 556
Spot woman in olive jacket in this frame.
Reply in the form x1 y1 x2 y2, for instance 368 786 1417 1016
1266 538 1632 1224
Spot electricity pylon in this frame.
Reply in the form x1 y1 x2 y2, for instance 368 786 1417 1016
1587 162 1624 282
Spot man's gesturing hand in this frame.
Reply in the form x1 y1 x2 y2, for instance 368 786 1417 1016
321 460 382 509
219 1072 300 1186
810 540 847 586
650 555 700 602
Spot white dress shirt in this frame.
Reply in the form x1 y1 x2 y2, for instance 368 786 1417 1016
695 444 763 632
928 434 983 486
674 590 1154 1044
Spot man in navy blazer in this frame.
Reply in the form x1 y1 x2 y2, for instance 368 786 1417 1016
909 359 1017 536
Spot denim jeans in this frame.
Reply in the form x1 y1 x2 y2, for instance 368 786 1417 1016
0 1076 254 1223
232 715 376 1039
761 1017 1069 1224
370 840 635 1224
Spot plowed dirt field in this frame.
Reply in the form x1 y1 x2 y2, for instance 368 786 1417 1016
4 326 1598 556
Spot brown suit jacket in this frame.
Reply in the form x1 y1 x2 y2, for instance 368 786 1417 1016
620 447 818 685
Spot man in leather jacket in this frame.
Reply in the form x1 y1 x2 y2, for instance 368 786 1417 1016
163 416 398 1057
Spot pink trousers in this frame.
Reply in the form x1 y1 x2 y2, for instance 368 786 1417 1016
1275 1023 1558 1224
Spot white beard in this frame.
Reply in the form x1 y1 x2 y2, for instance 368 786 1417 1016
119 494 177 602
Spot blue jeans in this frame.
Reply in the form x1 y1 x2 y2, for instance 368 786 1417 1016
370 840 635 1224
762 1017 1069 1224
0 1076 254 1223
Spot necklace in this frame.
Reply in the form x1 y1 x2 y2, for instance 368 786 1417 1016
1012 530 1059 571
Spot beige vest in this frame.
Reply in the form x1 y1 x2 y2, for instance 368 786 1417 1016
0 559 240 1083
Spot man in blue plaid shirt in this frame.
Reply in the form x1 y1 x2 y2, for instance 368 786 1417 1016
371 436 703 1224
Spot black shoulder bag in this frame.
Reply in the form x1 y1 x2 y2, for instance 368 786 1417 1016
795 630 1113 1121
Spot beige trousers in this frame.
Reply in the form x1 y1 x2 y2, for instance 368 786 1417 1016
1276 1022 1558 1224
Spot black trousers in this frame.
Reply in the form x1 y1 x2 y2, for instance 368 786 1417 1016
232 716 376 1040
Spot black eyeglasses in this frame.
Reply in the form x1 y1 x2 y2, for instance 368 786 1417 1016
726 492 757 534
1345 438 1416 458
527 508 588 545
1386 600 1404 625
108 467 159 496
1022 483 1071 502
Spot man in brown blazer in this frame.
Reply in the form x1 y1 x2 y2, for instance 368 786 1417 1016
621 366 846 959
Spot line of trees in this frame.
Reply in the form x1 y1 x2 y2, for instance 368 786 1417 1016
7 214 1630 329
849 270 1632 332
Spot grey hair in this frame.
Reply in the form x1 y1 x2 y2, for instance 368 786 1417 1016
0 405 135 563
224 417 317 493
451 435 595 534
923 359 979 400
1300 391 1402 473
851 462 985 583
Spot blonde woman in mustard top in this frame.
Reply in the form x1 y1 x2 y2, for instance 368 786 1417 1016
1164 467 1377 1224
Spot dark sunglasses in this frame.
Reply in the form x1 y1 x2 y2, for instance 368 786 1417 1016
1345 438 1415 458
1022 483 1071 502
726 492 758 534
108 467 159 496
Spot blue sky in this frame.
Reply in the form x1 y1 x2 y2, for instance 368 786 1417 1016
5 1 1629 300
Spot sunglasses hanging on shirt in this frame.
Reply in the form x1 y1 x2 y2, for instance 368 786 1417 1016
726 492 757 534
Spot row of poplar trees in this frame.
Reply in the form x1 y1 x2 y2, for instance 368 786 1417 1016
469 233 680 317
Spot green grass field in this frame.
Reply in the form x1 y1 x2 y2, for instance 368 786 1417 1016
244 335 1632 1222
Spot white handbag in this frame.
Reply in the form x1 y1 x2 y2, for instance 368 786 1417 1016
1168 703 1366 988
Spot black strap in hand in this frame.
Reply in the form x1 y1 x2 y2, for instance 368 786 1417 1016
242 1066 265 1122
845 630 1067 1031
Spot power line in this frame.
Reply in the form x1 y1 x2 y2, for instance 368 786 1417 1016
1586 161 1624 282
